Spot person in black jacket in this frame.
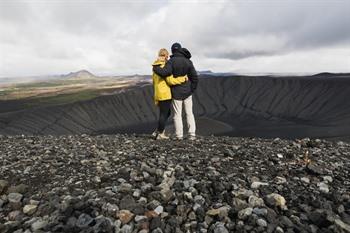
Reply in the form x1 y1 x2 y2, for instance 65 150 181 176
153 42 199 140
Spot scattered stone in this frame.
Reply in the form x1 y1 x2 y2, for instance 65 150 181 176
275 176 287 184
8 210 22 221
206 206 229 218
150 216 161 230
7 184 28 194
0 135 349 232
134 215 147 223
8 193 23 203
323 176 333 183
251 181 269 189
76 213 94 228
301 177 310 184
257 218 267 227
248 195 265 207
117 210 135 224
154 206 164 215
31 219 48 231
307 163 325 175
23 204 37 215
118 183 133 193
0 180 9 194
335 219 350 232
232 189 254 199
232 198 249 211
212 222 229 233
275 226 284 233
119 195 136 210
238 207 253 220
120 224 133 233
265 193 287 209
317 182 329 193
253 207 268 216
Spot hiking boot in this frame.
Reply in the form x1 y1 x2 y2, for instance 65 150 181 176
156 132 169 140
188 135 196 141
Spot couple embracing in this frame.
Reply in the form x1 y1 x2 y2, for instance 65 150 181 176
152 42 199 140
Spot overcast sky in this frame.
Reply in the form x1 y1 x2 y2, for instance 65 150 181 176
1 0 350 77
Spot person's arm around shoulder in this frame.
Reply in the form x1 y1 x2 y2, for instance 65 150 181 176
153 59 173 78
166 75 188 86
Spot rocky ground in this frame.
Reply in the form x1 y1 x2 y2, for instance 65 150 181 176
0 134 350 233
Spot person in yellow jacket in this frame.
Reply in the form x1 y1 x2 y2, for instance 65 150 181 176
152 48 188 139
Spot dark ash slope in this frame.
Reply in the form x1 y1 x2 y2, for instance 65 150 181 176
1 73 350 139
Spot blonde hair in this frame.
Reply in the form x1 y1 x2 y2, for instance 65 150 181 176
158 48 169 58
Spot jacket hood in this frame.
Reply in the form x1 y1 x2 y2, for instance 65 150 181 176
171 48 192 59
152 59 166 66
180 48 192 59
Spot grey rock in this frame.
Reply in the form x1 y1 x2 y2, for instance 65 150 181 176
31 219 48 231
256 218 267 227
23 204 37 215
265 193 287 209
253 207 268 216
194 195 205 205
335 219 350 232
238 207 253 220
118 183 133 193
7 184 28 194
132 189 141 198
152 228 164 233
119 195 136 210
307 163 325 175
76 213 94 228
93 216 114 233
150 216 161 230
8 210 22 221
232 198 249 211
120 224 133 233
301 177 310 184
323 176 333 183
275 226 284 233
0 180 9 194
251 181 268 189
212 222 229 233
102 202 119 216
8 193 23 203
280 216 294 228
232 189 254 199
248 195 264 207
134 215 147 222
154 205 164 215
317 182 329 193
274 176 287 184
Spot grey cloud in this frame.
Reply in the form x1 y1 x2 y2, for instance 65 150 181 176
1 0 350 77
189 0 350 60
208 50 276 60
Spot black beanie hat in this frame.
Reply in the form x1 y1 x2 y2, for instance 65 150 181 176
171 42 182 53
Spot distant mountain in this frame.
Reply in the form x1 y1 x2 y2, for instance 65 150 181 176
62 70 98 79
198 70 236 76
312 72 350 78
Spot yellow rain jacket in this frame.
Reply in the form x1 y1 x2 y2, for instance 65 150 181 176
152 59 187 105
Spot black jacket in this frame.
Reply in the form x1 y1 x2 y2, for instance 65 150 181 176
153 48 198 100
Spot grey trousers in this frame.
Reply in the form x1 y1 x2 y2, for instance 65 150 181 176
172 95 196 138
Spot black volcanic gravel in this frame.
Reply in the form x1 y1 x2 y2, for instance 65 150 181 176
0 134 350 233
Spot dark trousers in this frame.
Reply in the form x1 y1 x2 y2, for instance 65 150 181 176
157 100 172 132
